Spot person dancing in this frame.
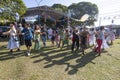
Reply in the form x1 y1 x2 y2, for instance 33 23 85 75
95 26 105 56
3 23 20 53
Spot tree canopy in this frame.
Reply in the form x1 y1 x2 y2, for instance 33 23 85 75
51 4 68 13
0 0 27 21
68 2 99 26
51 2 98 26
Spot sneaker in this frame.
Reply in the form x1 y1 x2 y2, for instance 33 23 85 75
27 52 30 56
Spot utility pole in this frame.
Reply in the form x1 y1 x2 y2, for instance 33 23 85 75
35 0 43 25
99 17 102 27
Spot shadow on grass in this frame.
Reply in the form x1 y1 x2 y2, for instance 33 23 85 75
0 50 26 61
0 45 7 51
32 47 108 75
107 53 120 60
32 48 70 63
67 50 108 75
67 51 98 75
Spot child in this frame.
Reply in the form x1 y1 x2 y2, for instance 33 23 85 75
34 25 41 50
51 30 55 47
61 30 69 49
41 27 47 47
55 31 60 47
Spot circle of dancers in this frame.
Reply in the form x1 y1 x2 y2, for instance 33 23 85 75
3 22 116 56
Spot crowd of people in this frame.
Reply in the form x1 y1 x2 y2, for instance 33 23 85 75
3 22 116 56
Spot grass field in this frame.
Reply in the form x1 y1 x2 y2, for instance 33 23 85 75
0 39 120 80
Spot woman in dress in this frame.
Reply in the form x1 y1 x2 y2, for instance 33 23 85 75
106 27 115 45
34 25 41 50
3 23 20 52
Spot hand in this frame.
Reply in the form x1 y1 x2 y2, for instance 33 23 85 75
2 32 6 35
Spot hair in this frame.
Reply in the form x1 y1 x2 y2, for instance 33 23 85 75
11 22 16 25
34 25 40 30
25 23 30 27
66 29 68 32
91 28 94 31
100 26 104 30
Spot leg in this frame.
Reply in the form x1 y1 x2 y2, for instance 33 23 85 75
71 40 75 52
76 40 79 50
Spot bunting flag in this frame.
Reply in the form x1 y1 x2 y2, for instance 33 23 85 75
100 14 120 20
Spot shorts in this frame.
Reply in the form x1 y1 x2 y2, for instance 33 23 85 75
25 40 32 47
51 36 55 41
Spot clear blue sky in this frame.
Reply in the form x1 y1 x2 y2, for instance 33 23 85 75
23 0 120 26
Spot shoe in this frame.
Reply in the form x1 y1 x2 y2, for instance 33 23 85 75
82 52 85 55
98 52 101 56
27 52 30 56
9 50 13 52
17 49 20 51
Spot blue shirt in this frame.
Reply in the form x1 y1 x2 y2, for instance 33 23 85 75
22 28 33 40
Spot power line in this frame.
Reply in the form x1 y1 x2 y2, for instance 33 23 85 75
99 11 120 16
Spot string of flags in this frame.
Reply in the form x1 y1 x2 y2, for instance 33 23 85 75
99 14 120 20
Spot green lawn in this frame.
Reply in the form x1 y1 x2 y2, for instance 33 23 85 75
0 39 120 80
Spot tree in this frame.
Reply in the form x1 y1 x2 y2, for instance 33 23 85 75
68 2 99 26
0 0 27 21
51 4 68 13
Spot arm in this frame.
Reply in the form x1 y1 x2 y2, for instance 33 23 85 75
3 29 11 35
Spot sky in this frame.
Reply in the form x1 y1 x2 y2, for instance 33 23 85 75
23 0 120 26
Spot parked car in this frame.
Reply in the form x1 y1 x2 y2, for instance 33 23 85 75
0 26 10 38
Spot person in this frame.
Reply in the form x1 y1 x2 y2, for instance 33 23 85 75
95 26 105 56
34 25 41 50
89 28 96 46
47 28 53 40
58 27 64 48
17 23 24 45
55 30 60 47
51 30 55 47
41 26 47 47
80 27 89 55
71 30 79 52
106 27 115 45
61 29 69 49
3 23 20 52
22 23 33 56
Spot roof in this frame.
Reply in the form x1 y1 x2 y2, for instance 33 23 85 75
24 6 65 20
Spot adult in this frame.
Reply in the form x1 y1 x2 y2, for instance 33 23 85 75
17 23 24 45
95 26 105 56
80 27 89 55
34 25 41 50
3 23 20 52
22 23 33 56
106 27 115 45
71 30 79 52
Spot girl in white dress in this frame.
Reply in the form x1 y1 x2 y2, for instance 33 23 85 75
3 23 20 52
